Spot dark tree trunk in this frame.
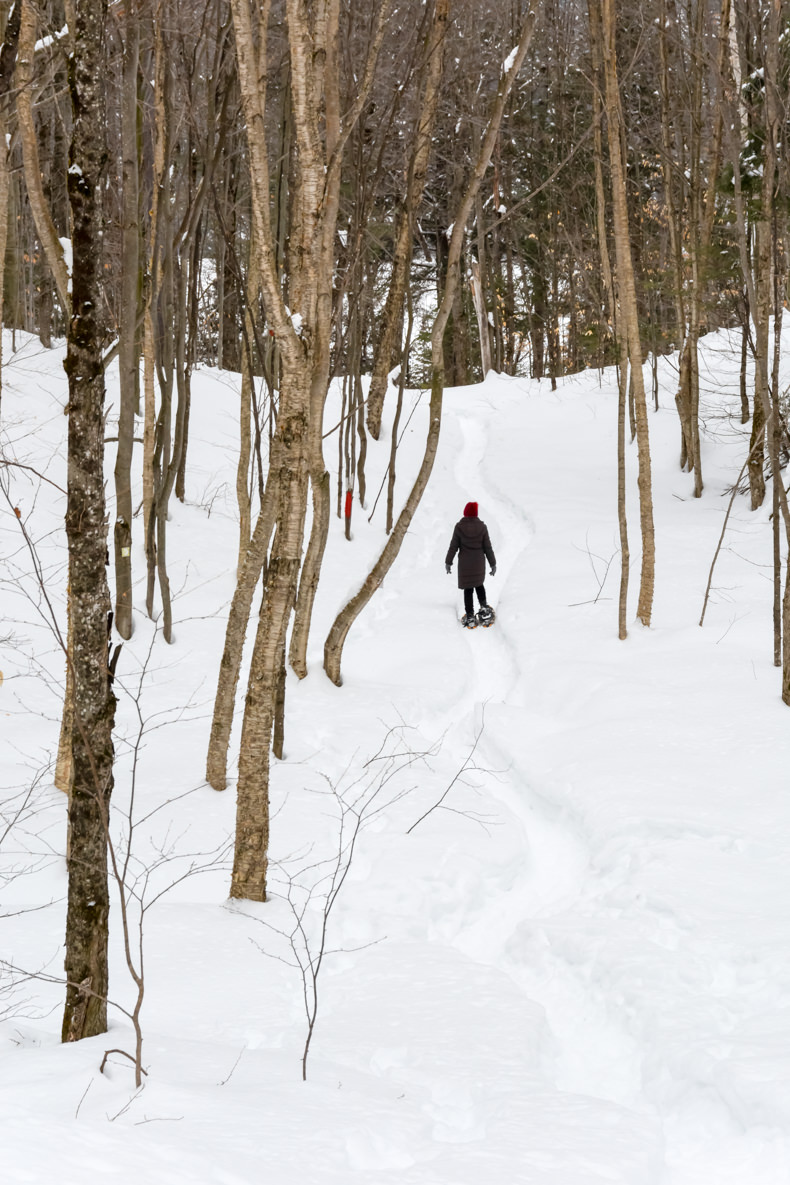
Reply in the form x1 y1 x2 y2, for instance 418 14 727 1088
221 150 240 372
739 304 750 423
61 0 116 1044
531 253 546 379
114 4 140 641
366 0 451 439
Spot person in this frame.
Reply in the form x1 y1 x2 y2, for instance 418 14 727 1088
445 501 496 627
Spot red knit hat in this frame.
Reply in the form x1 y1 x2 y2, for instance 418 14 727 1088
463 501 478 517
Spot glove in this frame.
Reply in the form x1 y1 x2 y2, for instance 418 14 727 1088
445 563 452 575
490 565 496 576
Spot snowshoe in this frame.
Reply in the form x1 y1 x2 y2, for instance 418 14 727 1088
461 612 478 629
476 606 495 628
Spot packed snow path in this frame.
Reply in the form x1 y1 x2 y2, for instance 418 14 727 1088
428 364 790 1184
3 330 790 1182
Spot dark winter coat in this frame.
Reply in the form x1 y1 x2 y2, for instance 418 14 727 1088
445 518 496 590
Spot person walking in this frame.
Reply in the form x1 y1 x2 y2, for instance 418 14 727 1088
445 502 496 627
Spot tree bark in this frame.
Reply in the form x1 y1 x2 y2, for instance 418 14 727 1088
724 0 790 702
324 366 443 685
205 476 278 791
366 0 450 439
599 0 655 627
54 602 75 794
0 0 13 411
142 19 165 572
286 0 342 681
206 0 295 804
739 305 750 423
324 7 538 683
231 378 310 899
236 230 258 569
226 0 450 896
589 0 628 637
748 219 769 509
16 0 70 313
113 4 140 641
386 293 414 533
61 0 116 1043
771 222 784 667
469 257 493 376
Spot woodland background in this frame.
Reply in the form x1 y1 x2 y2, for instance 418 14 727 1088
1 0 790 1106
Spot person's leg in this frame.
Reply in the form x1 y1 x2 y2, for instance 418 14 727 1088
476 584 487 607
464 588 474 617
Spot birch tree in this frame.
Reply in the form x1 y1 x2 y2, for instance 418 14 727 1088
215 0 394 898
324 7 539 684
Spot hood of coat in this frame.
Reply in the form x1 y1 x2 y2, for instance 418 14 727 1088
456 516 485 543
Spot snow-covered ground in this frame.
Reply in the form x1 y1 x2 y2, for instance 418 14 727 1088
2 328 790 1183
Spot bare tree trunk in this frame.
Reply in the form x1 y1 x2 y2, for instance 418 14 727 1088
748 219 769 510
325 365 444 686
324 8 538 683
664 0 693 479
687 0 727 496
142 306 156 559
16 0 70 312
287 0 342 681
206 0 296 801
588 2 615 358
236 230 258 569
616 342 630 638
739 303 750 423
772 224 784 667
142 20 165 576
231 377 310 900
386 292 414 534
355 335 368 507
61 0 116 1043
366 0 450 440
599 0 655 627
220 156 240 372
0 2 12 407
113 4 140 640
590 0 630 638
54 603 74 794
724 0 790 702
469 257 493 376
176 220 201 502
227 0 359 897
154 258 191 643
205 476 278 790
226 0 436 896
145 30 218 636
272 638 286 760
760 0 790 699
146 179 175 620
288 0 393 679
288 464 330 677
4 172 20 338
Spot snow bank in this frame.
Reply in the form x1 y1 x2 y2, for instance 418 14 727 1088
2 328 790 1182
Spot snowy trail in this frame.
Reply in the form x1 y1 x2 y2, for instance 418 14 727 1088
449 386 590 914
444 387 644 1111
6 334 790 1183
399 382 664 1129
452 395 523 702
434 368 790 1183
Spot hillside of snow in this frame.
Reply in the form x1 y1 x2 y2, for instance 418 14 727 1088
2 328 790 1184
